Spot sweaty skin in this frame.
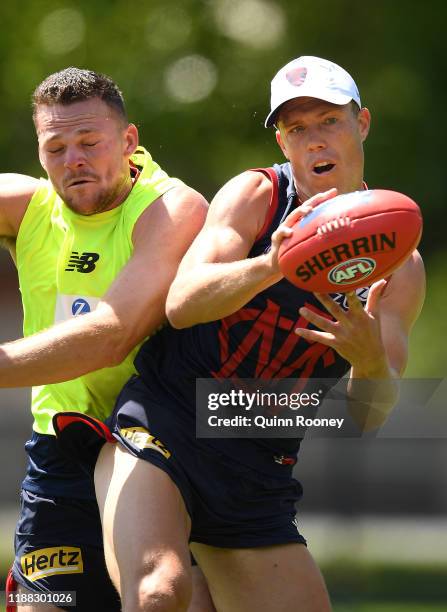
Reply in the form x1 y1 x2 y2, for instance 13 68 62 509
167 98 425 428
92 61 426 611
35 99 136 215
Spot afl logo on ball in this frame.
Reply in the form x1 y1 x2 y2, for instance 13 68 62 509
71 298 91 316
328 257 376 285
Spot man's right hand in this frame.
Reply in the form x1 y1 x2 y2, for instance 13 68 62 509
267 188 338 276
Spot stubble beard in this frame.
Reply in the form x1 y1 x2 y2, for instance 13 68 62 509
61 173 132 216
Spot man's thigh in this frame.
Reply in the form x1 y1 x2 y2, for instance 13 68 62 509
191 542 332 612
12 489 120 611
96 444 216 612
95 444 193 606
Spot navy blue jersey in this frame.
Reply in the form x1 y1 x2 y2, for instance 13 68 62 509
21 432 96 499
135 163 367 462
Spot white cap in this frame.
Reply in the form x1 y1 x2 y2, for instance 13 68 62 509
265 56 361 127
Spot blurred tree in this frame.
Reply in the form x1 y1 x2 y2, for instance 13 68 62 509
0 0 444 372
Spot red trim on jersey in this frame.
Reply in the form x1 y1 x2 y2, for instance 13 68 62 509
6 568 17 611
274 455 297 465
53 413 115 443
129 159 141 184
249 172 368 244
250 167 279 242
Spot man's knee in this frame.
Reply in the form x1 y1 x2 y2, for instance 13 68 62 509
122 555 192 612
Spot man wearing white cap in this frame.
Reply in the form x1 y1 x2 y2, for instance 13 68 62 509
82 56 424 611
265 55 364 200
265 55 361 126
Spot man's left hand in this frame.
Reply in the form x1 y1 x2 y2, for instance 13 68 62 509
295 279 390 377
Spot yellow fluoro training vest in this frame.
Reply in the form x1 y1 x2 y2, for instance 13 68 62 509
16 146 183 435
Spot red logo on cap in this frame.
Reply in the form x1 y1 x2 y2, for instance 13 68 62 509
286 67 307 87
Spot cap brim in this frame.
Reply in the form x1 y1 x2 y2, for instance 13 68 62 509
264 91 355 128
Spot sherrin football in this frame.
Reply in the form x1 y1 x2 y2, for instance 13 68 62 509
278 189 422 293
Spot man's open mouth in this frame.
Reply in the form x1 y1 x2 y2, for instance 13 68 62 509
313 162 335 175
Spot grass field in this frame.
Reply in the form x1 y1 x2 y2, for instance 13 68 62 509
0 599 445 612
2 513 446 611
2 568 446 612
1 560 446 611
334 605 447 612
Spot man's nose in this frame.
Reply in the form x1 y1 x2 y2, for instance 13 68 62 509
306 126 327 152
63 146 86 169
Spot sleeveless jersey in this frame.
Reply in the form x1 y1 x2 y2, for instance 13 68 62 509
16 146 183 436
134 162 369 466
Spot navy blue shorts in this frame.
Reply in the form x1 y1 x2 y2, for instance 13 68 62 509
12 489 120 611
110 375 306 549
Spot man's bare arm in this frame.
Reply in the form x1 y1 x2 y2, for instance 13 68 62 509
167 172 334 328
166 172 275 328
346 251 425 429
0 174 39 238
0 185 208 387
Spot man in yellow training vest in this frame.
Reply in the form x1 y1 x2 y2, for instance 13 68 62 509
0 68 211 611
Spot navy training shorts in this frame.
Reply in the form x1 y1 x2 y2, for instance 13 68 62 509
12 488 120 611
110 375 307 549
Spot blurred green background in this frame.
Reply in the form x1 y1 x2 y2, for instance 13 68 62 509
1 0 445 375
0 0 446 609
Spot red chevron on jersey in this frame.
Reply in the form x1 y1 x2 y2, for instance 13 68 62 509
212 299 336 380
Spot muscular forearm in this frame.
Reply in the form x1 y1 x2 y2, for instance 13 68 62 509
167 254 282 328
347 360 400 431
0 307 128 388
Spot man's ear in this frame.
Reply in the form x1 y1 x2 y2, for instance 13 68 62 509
275 128 289 160
358 107 371 142
124 123 139 157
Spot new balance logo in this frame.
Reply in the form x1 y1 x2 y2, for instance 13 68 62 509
65 251 99 273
